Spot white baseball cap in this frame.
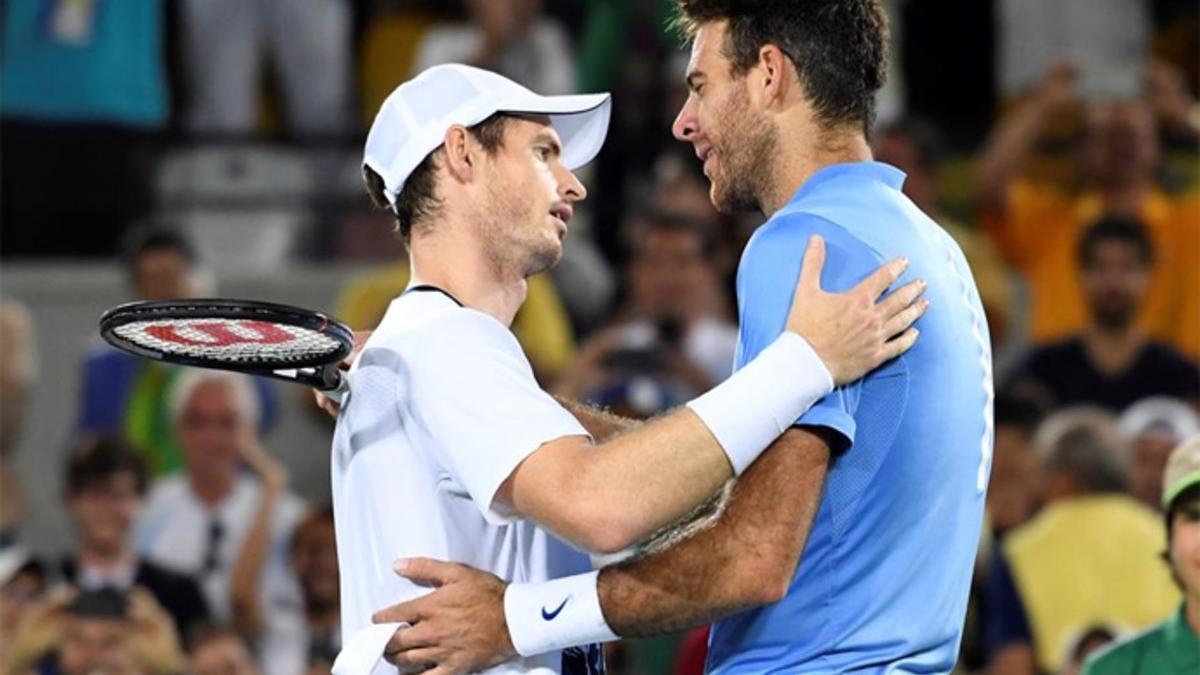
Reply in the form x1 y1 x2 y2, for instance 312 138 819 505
364 64 612 207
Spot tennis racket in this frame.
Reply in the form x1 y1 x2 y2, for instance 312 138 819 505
99 299 355 404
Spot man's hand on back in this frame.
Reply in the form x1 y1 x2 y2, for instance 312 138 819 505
371 558 515 675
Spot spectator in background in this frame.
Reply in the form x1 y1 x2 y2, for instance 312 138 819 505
78 228 278 476
988 390 1049 538
0 0 168 257
414 0 575 96
1006 216 1199 412
985 408 1178 675
975 62 1200 358
234 506 340 675
959 389 1048 672
0 556 46 643
134 370 305 625
1119 398 1200 512
180 0 350 137
0 587 184 675
872 117 1013 344
1083 436 1200 675
1062 628 1117 675
60 436 210 640
0 301 36 547
188 625 262 675
556 211 736 418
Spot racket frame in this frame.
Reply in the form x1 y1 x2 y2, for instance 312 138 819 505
99 299 353 392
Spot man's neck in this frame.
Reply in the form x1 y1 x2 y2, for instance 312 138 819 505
190 471 234 508
408 227 528 326
760 128 873 215
78 544 133 573
1081 323 1146 375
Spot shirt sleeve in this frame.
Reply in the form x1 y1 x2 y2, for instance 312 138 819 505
404 309 590 524
735 214 890 450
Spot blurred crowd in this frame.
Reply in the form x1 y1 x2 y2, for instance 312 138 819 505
1 1 1198 674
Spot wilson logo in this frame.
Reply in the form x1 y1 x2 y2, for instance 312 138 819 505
145 320 295 346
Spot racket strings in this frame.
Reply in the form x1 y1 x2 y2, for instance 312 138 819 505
113 318 343 365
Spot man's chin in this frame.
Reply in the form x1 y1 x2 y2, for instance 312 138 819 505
524 245 562 278
711 184 760 215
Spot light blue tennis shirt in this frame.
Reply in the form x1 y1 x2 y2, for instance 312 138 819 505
706 162 994 674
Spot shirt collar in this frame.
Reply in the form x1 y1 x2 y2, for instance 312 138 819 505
785 161 907 208
77 558 137 591
1163 603 1200 669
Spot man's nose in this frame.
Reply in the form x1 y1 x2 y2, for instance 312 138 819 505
673 98 698 142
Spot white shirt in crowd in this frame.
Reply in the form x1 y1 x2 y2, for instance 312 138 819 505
134 472 307 665
331 289 596 675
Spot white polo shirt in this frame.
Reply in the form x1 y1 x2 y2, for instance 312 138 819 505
331 289 597 675
135 473 306 623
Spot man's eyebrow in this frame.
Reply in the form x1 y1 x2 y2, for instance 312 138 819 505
533 132 562 156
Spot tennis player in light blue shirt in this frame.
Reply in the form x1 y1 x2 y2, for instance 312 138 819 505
705 158 993 673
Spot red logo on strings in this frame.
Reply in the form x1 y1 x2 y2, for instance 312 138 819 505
145 320 294 346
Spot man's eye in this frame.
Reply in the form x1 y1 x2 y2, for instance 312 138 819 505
535 147 550 160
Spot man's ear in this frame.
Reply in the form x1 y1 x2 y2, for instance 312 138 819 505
757 44 793 109
442 124 475 183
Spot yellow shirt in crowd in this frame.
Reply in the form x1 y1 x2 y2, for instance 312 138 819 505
985 180 1199 359
1004 495 1180 674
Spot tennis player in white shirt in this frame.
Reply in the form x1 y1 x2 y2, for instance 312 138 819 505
329 64 926 675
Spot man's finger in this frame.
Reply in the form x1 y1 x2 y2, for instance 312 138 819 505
856 256 909 300
796 235 827 294
383 622 436 657
875 279 926 319
882 299 929 338
372 598 424 625
880 328 920 362
384 645 438 669
394 557 466 587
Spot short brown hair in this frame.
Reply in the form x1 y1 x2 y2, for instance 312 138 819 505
364 113 511 244
675 0 888 134
65 436 148 497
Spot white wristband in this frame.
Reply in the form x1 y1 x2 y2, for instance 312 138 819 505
686 332 833 474
504 570 619 657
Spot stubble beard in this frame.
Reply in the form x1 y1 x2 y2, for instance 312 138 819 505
479 179 561 280
711 89 778 215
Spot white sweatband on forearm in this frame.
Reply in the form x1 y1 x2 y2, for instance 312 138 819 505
504 570 619 657
686 332 833 475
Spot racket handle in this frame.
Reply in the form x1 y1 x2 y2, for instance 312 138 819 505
322 370 350 406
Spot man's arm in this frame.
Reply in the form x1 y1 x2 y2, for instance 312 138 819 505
554 396 641 442
598 426 830 635
369 427 831 673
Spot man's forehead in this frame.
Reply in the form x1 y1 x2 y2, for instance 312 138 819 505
686 21 726 76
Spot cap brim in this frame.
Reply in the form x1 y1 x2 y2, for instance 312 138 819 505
497 93 612 171
1164 468 1200 508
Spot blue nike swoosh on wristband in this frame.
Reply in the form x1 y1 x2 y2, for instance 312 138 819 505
542 597 570 621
